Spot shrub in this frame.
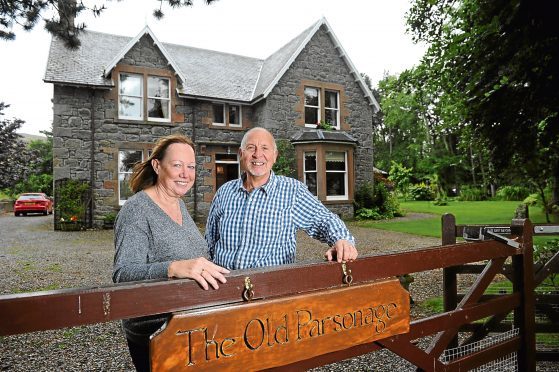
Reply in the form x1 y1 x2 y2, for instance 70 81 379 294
56 179 89 223
354 182 402 220
409 183 435 201
458 186 486 201
523 193 539 206
496 185 531 201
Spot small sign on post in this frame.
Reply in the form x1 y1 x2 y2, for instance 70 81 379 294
150 278 410 371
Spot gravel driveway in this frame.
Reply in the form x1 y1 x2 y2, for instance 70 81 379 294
0 213 554 371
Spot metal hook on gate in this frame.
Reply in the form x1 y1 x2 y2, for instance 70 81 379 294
242 276 254 301
342 261 353 285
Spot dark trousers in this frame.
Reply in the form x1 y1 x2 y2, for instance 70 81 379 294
126 337 150 372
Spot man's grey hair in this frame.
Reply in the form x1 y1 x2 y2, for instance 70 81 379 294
240 127 277 152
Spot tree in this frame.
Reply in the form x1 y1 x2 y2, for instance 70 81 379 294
407 0 559 218
0 102 37 189
1 0 216 48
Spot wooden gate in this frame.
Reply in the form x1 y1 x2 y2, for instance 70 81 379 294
442 214 559 364
0 217 541 371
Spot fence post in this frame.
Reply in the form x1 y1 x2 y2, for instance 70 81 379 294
442 213 458 349
511 218 536 371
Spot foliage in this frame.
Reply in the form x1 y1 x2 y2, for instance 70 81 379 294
409 183 435 201
388 161 412 199
13 174 53 196
56 179 89 222
102 211 117 224
533 239 559 286
523 193 539 206
27 131 53 174
406 0 559 221
0 102 38 189
354 182 402 220
458 186 486 201
316 120 334 131
496 185 531 201
1 0 216 48
272 139 296 177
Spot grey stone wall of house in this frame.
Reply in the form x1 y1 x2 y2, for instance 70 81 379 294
256 24 374 218
52 35 187 227
181 100 249 221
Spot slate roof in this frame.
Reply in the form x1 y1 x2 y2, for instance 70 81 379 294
44 18 379 108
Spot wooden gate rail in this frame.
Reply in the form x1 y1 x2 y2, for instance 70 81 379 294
443 215 558 369
0 219 535 371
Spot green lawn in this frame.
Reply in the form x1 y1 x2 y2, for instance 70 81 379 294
357 200 549 238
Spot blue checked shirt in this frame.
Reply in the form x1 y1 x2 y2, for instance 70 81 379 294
205 171 355 270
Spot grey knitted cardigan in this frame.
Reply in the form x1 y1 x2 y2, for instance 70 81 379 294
113 191 207 342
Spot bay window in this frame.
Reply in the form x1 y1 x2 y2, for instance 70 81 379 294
304 152 318 196
325 151 347 200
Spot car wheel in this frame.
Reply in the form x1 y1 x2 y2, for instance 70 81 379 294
43 211 48 216
14 212 20 217
23 212 27 216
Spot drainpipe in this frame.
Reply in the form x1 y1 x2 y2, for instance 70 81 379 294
89 89 96 228
191 101 198 222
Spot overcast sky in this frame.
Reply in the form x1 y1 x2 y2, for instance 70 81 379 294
0 0 425 135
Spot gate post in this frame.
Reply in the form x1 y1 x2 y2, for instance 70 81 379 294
442 213 458 349
511 218 536 371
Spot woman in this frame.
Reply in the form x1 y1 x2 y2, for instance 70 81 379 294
113 134 229 372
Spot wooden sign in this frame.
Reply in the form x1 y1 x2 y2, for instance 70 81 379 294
150 278 409 371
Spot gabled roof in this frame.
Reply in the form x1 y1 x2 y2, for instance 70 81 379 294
44 18 380 109
253 17 380 110
103 26 186 85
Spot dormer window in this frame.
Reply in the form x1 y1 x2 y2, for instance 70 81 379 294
118 73 171 122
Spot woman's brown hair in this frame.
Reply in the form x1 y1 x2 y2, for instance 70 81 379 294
129 134 195 193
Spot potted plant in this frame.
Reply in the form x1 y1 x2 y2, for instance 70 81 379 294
102 212 117 229
55 179 89 231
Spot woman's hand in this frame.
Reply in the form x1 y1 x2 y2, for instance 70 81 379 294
168 257 230 290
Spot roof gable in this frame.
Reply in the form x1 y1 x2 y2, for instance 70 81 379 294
253 17 380 110
103 26 186 84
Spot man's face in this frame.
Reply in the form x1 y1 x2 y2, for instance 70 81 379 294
240 130 277 179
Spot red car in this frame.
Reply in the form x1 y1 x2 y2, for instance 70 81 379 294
14 193 53 216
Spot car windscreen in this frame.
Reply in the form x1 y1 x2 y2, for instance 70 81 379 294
18 195 43 200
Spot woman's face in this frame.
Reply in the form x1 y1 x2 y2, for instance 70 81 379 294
152 143 196 197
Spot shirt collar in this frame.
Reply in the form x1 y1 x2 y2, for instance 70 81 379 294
238 171 277 195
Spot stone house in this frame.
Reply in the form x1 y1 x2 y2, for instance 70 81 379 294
44 17 380 227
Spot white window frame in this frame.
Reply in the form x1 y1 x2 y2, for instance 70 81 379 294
118 149 143 206
304 86 321 128
325 151 348 201
212 103 226 126
303 151 318 197
324 90 340 130
228 104 242 128
118 73 143 121
147 76 171 123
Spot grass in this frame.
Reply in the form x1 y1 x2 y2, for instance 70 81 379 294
358 200 550 238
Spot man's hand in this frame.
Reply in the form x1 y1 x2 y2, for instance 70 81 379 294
324 239 358 263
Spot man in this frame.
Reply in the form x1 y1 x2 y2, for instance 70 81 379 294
205 127 357 270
